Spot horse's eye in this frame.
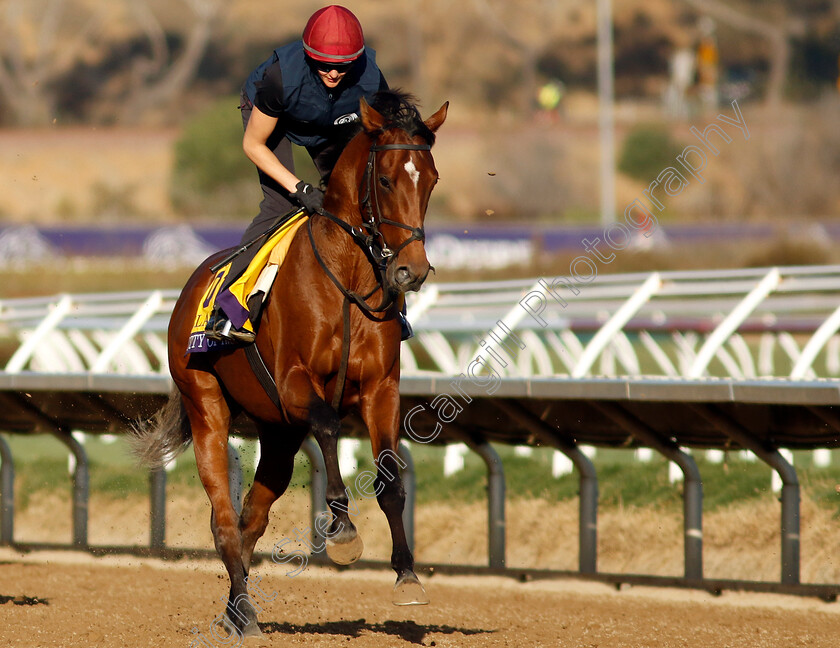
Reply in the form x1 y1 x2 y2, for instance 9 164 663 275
379 176 391 190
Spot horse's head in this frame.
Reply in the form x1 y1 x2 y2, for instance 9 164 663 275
355 92 448 295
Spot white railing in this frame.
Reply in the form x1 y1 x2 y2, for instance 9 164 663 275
0 290 180 375
2 266 840 380
402 265 840 380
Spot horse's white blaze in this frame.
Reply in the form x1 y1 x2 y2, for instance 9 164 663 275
404 159 420 188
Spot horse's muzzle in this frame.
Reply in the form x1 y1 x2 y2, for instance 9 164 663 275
389 263 430 293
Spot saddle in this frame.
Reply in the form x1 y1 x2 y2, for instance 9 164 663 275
187 212 308 354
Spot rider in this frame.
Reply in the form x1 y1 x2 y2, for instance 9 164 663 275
206 5 414 343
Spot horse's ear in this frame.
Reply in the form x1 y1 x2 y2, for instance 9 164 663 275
424 101 449 133
360 97 386 133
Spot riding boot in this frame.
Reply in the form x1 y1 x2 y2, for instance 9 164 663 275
204 308 226 341
398 313 414 341
397 311 414 341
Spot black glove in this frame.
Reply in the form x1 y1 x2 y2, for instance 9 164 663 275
292 181 325 214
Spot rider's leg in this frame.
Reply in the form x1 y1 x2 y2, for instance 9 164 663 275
206 91 297 342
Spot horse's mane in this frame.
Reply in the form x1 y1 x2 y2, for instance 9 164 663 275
322 90 434 187
334 89 435 148
367 89 436 146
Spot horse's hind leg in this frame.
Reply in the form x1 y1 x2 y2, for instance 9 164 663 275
181 385 262 638
309 397 364 565
239 424 307 571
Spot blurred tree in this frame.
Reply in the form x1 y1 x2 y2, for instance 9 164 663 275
467 0 561 114
618 125 684 182
0 0 108 125
0 0 223 126
169 95 257 218
170 95 319 220
118 0 223 124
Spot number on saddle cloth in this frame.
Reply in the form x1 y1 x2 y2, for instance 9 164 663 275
187 212 309 354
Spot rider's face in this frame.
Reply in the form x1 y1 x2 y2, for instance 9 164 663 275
311 58 354 89
317 68 349 88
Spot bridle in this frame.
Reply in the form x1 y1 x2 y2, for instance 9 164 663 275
308 135 432 317
358 142 431 263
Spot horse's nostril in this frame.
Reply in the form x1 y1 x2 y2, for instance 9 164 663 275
396 267 412 285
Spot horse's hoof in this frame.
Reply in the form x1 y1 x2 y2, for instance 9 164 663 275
242 622 263 640
392 573 429 606
325 533 364 565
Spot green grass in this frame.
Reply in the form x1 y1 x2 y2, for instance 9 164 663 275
4 434 839 515
0 259 193 298
9 454 205 510
296 443 840 514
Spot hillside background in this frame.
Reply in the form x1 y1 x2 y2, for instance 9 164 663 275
0 0 838 234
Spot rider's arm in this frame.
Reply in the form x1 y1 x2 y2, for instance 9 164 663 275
244 60 302 195
242 106 301 194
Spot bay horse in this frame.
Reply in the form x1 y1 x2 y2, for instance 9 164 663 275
131 90 447 638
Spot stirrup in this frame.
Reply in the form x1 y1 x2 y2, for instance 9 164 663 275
205 312 255 344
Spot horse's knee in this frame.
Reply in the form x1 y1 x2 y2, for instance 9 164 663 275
309 398 340 441
239 505 270 539
212 503 240 530
211 507 243 546
375 473 405 510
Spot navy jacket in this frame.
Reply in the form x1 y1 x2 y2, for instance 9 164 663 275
244 41 386 148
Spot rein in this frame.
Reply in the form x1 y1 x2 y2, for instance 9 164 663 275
308 139 432 318
307 213 388 318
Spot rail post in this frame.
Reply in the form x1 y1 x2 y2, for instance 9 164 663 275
689 404 800 584
149 468 167 551
593 403 703 580
464 440 506 569
493 399 599 574
0 434 14 545
398 441 416 553
227 442 243 516
52 429 89 548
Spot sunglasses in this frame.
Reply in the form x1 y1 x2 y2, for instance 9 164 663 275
312 59 355 74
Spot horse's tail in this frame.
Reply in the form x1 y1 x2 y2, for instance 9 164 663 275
128 390 193 469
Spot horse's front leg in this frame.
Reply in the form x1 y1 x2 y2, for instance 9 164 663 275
360 378 429 605
309 396 365 565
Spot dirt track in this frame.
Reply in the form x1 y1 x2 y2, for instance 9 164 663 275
2 549 840 648
12 490 840 585
5 491 840 647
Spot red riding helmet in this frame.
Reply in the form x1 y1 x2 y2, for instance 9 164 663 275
302 5 365 64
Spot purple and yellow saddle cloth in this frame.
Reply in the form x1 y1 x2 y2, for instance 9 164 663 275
187 213 308 354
